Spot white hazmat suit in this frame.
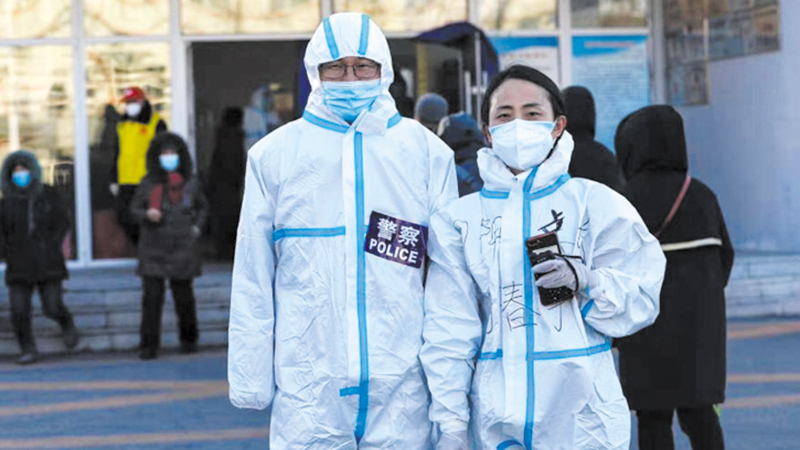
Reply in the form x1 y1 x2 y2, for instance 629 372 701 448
422 131 666 449
228 12 461 449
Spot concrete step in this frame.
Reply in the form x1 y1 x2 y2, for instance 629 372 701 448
0 263 233 356
726 253 800 318
729 253 800 280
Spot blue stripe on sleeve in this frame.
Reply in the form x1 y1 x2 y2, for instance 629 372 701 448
273 226 346 241
581 300 595 318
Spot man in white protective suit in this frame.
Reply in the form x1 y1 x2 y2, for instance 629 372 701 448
227 12 478 449
421 64 666 449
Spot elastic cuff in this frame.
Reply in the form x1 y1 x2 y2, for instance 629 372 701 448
228 388 273 411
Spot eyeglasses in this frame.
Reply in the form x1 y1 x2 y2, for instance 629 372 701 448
319 61 381 80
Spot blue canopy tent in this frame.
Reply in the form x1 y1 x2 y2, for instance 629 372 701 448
294 21 499 120
414 21 499 120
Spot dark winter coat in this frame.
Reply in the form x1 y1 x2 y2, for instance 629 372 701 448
563 86 626 194
131 133 208 279
207 108 246 228
438 112 484 196
614 105 734 410
0 151 70 284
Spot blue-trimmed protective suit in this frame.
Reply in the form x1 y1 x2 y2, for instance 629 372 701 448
227 12 460 449
422 131 665 449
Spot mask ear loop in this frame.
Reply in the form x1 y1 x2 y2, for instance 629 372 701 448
542 116 565 163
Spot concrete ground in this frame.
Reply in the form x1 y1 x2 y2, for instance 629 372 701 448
0 318 799 449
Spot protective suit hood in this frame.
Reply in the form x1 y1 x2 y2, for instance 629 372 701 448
249 86 270 110
615 105 688 180
304 13 398 132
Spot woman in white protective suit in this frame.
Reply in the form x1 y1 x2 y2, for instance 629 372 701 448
227 12 479 450
421 65 666 449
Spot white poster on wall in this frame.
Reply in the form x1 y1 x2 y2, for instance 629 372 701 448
489 36 560 86
571 35 650 151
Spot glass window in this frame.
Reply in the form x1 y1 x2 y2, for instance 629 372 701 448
0 0 71 39
83 0 169 37
86 42 170 259
0 45 76 259
572 0 648 28
333 0 467 32
480 0 557 31
181 0 321 35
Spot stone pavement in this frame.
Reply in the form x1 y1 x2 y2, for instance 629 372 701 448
0 318 798 449
0 349 269 449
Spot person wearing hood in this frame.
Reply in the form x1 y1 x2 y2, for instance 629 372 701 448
227 12 465 449
438 111 485 196
614 105 733 450
422 65 666 449
0 150 79 365
207 107 246 260
130 132 208 360
389 69 414 118
111 86 168 245
244 85 282 150
562 86 626 194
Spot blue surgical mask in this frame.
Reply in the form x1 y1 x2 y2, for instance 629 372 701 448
12 170 31 188
160 154 180 172
321 79 382 123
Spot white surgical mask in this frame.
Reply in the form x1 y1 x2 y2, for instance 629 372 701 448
489 119 557 171
126 102 142 117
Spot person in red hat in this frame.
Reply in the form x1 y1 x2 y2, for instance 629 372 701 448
110 86 168 245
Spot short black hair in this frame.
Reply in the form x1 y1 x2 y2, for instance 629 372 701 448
481 64 565 127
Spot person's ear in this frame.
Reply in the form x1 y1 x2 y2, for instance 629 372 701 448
552 115 567 139
482 124 492 147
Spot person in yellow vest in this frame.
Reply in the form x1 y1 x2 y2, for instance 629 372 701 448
110 87 167 245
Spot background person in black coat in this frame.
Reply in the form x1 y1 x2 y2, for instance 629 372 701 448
0 150 79 364
131 133 208 360
614 105 734 450
562 86 626 194
206 107 246 260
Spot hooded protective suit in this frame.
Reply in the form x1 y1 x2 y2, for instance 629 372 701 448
244 86 281 150
423 131 665 449
228 13 460 449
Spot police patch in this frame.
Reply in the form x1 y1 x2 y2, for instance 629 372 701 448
364 211 428 268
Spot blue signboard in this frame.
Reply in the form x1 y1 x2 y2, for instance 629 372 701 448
571 35 650 151
490 36 560 85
